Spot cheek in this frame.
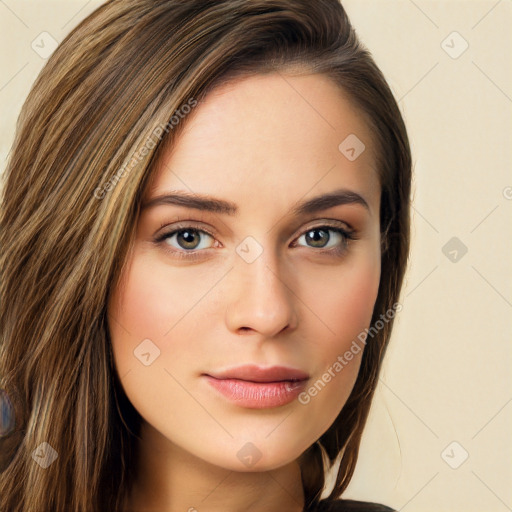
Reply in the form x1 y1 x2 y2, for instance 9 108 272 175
107 251 180 375
107 252 199 423
107 249 220 377
110 258 172 336
308 250 381 353
109 247 209 340
337 265 380 336
325 267 379 374
296 255 380 420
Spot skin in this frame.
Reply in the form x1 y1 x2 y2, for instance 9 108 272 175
108 71 382 512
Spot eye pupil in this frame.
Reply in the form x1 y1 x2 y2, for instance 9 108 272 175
306 228 329 248
177 229 200 249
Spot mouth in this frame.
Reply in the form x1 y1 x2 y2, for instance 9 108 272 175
204 364 310 383
202 365 309 409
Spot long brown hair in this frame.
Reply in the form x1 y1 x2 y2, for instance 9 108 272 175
0 1 411 510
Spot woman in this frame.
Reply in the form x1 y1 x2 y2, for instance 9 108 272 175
0 1 411 511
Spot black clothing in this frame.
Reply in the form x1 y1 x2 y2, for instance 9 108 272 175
311 498 395 512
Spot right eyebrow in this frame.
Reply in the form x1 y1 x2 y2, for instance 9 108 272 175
141 191 239 215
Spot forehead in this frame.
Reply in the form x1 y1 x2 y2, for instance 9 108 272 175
146 72 380 216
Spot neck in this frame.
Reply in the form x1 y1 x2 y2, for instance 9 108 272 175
123 421 306 512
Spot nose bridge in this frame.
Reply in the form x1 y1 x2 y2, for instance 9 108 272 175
225 235 297 336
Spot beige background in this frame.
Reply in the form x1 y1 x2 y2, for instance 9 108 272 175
1 1 511 511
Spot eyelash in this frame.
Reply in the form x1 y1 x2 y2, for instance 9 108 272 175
153 221 358 261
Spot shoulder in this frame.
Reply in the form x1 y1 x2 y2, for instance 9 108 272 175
315 498 395 512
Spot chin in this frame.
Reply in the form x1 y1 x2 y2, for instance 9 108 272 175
191 432 313 473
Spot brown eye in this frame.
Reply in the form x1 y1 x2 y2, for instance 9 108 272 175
304 228 331 248
296 227 350 250
161 228 215 251
175 229 201 250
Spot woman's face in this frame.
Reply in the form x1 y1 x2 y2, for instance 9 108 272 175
108 72 381 472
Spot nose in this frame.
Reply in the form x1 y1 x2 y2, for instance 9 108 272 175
224 245 298 338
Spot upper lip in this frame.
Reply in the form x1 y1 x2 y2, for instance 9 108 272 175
205 364 309 383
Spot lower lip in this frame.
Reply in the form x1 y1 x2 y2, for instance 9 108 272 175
203 375 307 408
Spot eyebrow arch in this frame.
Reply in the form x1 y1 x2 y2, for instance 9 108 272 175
141 188 370 216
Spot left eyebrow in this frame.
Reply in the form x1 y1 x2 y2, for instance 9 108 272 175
141 188 370 215
291 188 370 216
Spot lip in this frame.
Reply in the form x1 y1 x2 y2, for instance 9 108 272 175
205 364 309 383
203 365 309 409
